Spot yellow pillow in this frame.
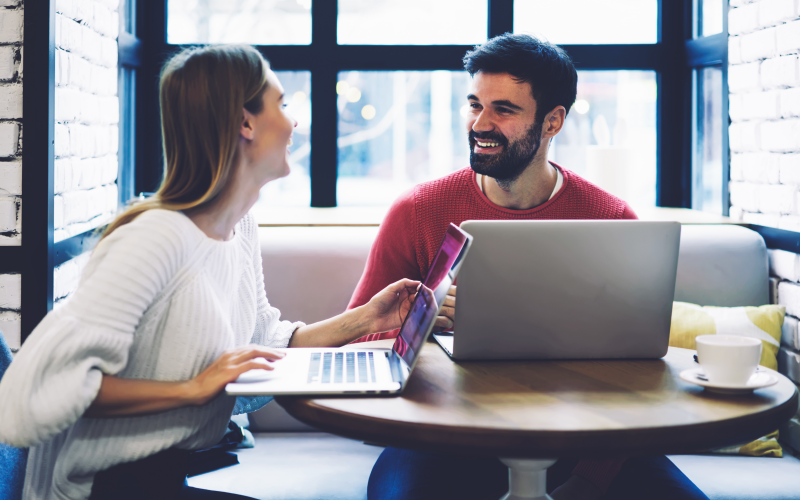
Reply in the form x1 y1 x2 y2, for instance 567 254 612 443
669 302 784 369
669 301 786 457
710 430 783 458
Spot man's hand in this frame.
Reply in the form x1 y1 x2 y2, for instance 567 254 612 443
433 285 456 331
550 474 603 500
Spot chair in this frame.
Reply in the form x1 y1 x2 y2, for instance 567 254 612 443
0 327 27 500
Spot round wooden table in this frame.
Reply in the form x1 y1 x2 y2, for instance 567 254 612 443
277 342 799 500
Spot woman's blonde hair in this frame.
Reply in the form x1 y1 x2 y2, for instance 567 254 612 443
103 44 269 239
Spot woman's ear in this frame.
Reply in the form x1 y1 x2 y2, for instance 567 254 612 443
240 108 256 141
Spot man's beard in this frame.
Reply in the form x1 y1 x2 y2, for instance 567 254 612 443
469 120 543 189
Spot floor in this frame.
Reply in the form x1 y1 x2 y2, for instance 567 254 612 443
187 431 800 500
187 433 384 500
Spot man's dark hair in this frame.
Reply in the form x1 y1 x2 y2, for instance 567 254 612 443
463 33 577 123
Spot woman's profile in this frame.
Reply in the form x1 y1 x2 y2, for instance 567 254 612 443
0 45 419 500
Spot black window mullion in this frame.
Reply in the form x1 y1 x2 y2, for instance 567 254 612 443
136 0 171 196
309 0 338 207
658 0 693 208
21 0 56 341
488 0 513 39
561 45 662 70
686 34 726 67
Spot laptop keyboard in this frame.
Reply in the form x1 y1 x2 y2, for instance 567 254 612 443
307 351 377 384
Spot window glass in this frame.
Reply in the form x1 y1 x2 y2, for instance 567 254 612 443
692 66 723 214
514 0 658 45
699 0 723 37
337 0 487 45
338 70 657 208
251 71 311 214
337 71 472 206
167 0 312 45
549 71 658 208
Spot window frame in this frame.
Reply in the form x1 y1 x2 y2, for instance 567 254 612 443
687 0 730 215
134 0 698 210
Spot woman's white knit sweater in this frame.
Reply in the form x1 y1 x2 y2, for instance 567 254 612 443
0 209 303 500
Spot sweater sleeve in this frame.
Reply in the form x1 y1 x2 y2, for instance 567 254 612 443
621 203 638 220
0 211 195 448
347 189 422 343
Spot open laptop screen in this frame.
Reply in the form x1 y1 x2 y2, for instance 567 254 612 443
422 224 468 292
392 224 467 365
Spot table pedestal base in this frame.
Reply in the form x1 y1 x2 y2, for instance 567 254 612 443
499 458 557 500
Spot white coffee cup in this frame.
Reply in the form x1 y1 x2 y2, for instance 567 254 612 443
696 335 762 386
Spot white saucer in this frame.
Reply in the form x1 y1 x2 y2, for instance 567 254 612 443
679 367 778 395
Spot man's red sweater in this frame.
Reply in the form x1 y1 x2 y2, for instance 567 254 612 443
347 164 637 493
348 164 637 343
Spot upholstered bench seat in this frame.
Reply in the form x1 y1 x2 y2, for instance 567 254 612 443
670 453 800 500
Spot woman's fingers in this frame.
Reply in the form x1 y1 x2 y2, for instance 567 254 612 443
389 278 421 296
234 357 275 374
228 345 286 364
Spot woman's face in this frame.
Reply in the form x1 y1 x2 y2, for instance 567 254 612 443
240 69 297 186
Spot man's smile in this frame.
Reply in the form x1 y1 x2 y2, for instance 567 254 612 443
471 133 506 154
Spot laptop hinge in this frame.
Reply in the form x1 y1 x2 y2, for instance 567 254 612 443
387 352 405 384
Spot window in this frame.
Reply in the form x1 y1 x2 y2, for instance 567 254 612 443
551 71 657 207
688 0 728 214
698 0 723 37
252 71 311 214
336 71 471 206
138 2 707 213
692 66 724 213
514 0 658 45
167 0 312 45
337 0 487 45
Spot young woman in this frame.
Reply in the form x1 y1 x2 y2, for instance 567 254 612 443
0 45 419 500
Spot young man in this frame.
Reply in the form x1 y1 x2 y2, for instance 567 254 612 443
349 34 709 500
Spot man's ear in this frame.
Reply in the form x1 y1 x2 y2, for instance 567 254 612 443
240 108 256 141
542 106 566 139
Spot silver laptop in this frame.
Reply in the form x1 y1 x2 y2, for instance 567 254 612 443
433 220 681 360
226 224 473 397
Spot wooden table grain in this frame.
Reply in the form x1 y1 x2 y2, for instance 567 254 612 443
278 342 799 459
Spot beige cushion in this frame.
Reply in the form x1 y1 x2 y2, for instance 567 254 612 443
259 226 379 324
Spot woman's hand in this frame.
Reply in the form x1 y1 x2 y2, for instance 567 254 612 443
364 278 421 334
85 346 286 418
187 346 286 406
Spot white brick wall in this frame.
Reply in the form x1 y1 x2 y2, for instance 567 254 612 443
54 0 118 245
0 0 22 350
0 0 22 248
53 251 90 303
729 1 800 231
49 0 119 308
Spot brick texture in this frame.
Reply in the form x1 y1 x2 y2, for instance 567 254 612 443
54 1 119 245
731 4 800 445
0 1 23 348
50 0 119 310
730 1 800 226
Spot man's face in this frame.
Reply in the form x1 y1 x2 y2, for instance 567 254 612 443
466 72 543 184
